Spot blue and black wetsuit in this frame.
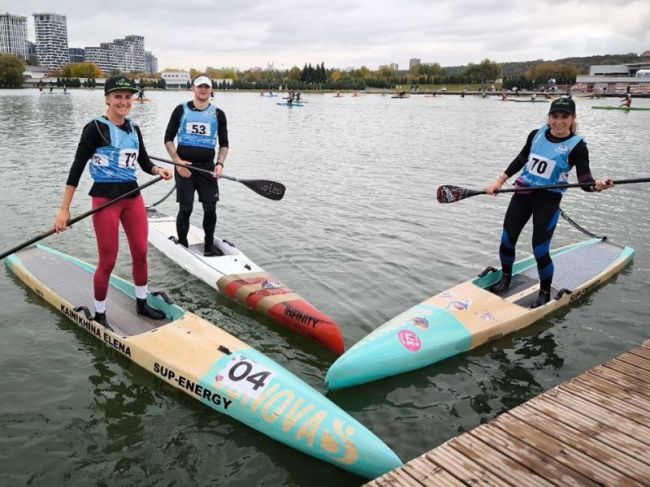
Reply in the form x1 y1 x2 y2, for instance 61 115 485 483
498 125 597 295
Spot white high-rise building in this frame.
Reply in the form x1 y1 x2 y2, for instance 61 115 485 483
85 35 146 74
0 13 28 59
33 12 69 72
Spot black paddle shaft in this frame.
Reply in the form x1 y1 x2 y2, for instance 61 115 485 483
437 177 650 204
149 155 285 200
0 176 163 261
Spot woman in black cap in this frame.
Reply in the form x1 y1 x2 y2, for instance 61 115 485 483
53 75 173 330
484 97 614 308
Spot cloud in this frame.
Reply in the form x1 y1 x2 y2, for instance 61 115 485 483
14 0 650 70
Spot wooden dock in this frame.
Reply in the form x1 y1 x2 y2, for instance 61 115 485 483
366 339 650 486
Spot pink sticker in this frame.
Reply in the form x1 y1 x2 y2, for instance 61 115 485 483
398 329 422 352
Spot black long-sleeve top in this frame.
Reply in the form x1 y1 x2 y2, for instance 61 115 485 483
164 102 229 164
505 128 597 192
66 117 157 199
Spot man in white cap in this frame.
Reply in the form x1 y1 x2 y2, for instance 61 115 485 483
164 73 229 256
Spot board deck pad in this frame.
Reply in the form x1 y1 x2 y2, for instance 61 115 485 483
491 240 623 306
16 247 169 336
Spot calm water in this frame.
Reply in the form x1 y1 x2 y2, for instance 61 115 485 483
0 89 648 486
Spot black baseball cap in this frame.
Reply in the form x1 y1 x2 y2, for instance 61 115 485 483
104 76 139 95
549 97 576 115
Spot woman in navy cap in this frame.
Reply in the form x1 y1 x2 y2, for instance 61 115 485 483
485 97 614 308
53 75 173 330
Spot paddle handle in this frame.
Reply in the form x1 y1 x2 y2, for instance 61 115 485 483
0 176 163 261
150 155 221 178
494 177 650 194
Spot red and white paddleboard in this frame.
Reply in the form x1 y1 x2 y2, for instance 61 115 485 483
147 208 345 354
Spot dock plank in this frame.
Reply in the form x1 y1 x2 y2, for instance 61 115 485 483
366 340 650 486
613 351 650 372
573 373 650 412
400 458 465 487
543 388 650 446
527 395 650 465
587 366 650 400
628 345 650 361
491 414 640 486
448 431 554 486
510 404 650 483
425 443 514 486
601 359 650 384
469 423 598 486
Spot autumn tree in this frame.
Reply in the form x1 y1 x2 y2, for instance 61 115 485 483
61 62 102 78
526 62 579 84
0 54 26 88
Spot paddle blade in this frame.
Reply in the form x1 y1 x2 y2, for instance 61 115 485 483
240 179 286 200
436 185 481 204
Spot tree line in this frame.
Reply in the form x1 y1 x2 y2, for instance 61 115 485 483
3 52 649 90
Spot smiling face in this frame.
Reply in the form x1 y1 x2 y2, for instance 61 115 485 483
548 111 575 138
105 90 133 122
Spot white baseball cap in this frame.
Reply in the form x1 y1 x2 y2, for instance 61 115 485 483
193 75 212 87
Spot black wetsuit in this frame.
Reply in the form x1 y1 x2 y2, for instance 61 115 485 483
499 128 596 294
164 102 228 246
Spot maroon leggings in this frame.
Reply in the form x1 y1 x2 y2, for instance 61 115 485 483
91 195 148 301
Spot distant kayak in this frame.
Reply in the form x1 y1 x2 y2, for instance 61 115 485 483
260 94 278 97
511 99 548 103
391 96 409 99
276 102 304 107
326 238 634 390
133 98 151 102
592 106 650 111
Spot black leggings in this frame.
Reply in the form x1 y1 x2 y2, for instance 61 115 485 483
176 201 217 244
499 191 562 293
175 166 218 244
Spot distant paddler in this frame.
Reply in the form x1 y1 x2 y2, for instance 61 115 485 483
53 75 173 330
619 93 632 108
484 97 614 308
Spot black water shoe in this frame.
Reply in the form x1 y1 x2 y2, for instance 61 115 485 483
204 243 224 257
490 274 511 293
93 312 114 331
136 298 165 320
529 290 551 309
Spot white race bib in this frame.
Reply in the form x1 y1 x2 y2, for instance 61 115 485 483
525 153 556 180
186 122 211 136
118 149 138 168
216 356 273 400
90 154 109 167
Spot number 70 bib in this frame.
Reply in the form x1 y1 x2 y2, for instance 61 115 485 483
525 153 556 180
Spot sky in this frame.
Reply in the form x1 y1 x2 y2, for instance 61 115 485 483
14 0 650 71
